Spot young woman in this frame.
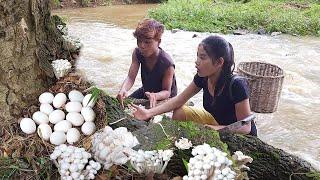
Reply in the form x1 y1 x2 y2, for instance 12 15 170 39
117 19 177 108
132 35 257 136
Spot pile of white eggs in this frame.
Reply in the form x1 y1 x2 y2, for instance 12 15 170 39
20 90 97 145
50 144 101 180
129 149 174 174
183 143 236 180
51 59 72 79
91 126 139 169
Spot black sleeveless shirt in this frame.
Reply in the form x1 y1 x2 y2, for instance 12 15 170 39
135 47 177 98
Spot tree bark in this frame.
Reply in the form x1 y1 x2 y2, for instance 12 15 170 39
0 0 63 122
104 96 315 179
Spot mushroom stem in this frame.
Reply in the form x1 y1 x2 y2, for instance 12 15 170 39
160 161 169 174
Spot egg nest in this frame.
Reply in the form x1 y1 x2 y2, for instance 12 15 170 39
0 73 107 179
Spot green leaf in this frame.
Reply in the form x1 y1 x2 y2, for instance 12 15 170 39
88 86 101 105
182 158 189 172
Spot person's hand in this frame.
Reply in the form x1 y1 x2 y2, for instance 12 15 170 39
145 92 157 108
117 90 128 109
131 104 151 121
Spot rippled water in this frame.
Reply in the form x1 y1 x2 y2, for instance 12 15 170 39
54 5 320 170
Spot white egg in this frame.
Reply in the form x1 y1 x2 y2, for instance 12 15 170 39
53 93 67 108
68 90 84 102
54 120 72 132
39 92 54 104
40 103 54 115
65 102 82 113
66 128 81 144
32 111 49 125
50 131 66 145
81 107 95 122
82 94 96 107
20 118 36 134
37 124 52 141
66 112 84 126
81 122 96 136
49 110 65 124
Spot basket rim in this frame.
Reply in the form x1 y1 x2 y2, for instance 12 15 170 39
237 61 285 79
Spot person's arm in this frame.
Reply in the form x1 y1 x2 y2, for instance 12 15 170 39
117 50 140 107
233 99 252 134
133 81 201 120
145 66 174 107
204 99 251 134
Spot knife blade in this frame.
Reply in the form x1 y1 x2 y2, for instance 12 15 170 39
218 114 256 133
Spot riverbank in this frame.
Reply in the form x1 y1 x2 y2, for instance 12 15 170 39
52 0 320 37
149 0 320 36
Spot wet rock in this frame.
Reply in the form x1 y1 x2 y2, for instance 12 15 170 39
192 34 199 38
257 28 266 35
271 32 282 36
233 29 249 35
171 29 180 33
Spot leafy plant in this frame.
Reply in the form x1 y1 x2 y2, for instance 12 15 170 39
182 157 189 172
149 0 320 36
88 86 101 105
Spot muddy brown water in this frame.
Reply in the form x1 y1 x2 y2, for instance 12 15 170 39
54 4 320 170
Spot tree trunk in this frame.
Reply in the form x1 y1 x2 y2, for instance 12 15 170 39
104 96 315 179
0 0 63 122
219 132 315 180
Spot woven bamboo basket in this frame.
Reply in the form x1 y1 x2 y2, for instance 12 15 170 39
237 61 284 113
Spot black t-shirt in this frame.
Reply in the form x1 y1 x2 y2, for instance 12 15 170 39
193 74 257 136
136 47 177 98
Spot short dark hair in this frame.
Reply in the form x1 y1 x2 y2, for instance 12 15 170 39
133 18 164 41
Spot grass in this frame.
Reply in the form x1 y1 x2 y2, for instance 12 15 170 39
148 0 320 36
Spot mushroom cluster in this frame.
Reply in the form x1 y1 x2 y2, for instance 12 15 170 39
51 59 72 79
62 35 82 52
19 90 97 145
91 126 139 169
232 151 253 171
129 149 174 174
175 137 193 150
57 25 68 35
183 143 236 180
50 144 101 180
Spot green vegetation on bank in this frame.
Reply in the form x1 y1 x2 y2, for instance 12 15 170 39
148 0 320 36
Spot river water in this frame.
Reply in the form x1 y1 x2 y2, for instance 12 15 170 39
53 5 320 170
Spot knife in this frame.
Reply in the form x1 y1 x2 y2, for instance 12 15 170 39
218 114 256 133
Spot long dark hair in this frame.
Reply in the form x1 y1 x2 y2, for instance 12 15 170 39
200 35 235 96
